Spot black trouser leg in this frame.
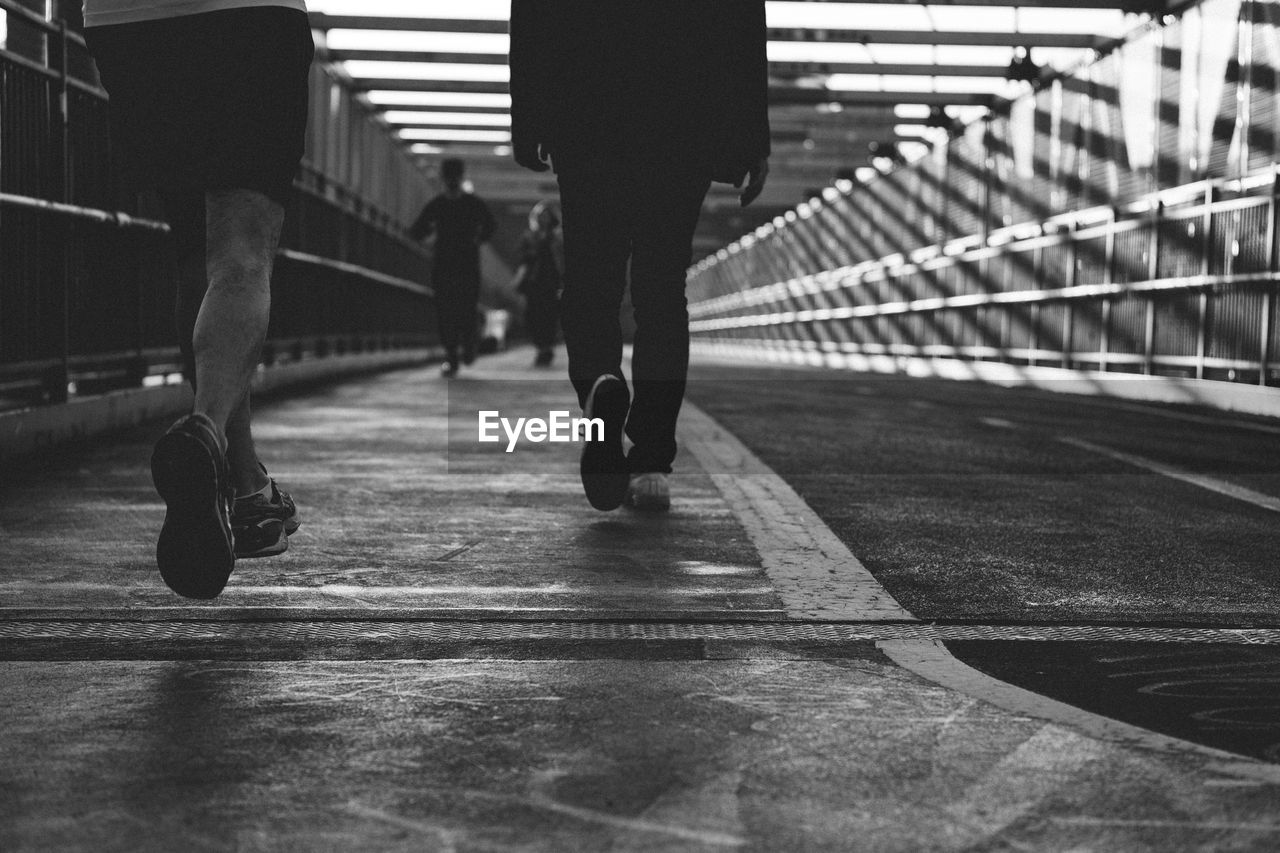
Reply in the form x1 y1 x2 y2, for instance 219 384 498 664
459 281 480 363
435 292 460 365
526 293 559 350
556 157 633 407
626 173 709 474
556 155 709 473
435 279 479 366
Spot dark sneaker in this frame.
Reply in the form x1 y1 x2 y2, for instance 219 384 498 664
580 374 630 511
232 478 301 558
150 413 234 599
626 472 670 512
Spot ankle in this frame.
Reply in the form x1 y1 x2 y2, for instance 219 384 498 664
230 465 269 497
188 411 228 455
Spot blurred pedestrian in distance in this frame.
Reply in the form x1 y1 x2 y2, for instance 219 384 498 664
509 0 771 512
409 158 498 378
83 0 312 598
514 200 563 368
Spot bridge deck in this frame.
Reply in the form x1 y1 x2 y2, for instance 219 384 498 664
3 350 1280 851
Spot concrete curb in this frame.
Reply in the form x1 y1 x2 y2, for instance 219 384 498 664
680 402 916 622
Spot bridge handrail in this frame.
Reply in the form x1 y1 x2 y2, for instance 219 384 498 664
0 191 170 233
688 168 1280 385
0 192 431 297
0 4 439 407
691 174 1276 318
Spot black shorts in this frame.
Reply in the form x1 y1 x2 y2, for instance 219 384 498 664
85 6 314 205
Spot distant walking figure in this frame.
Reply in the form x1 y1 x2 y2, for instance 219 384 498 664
410 158 498 377
84 0 312 598
510 0 771 511
515 200 563 368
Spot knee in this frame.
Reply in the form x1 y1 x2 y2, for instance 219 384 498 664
631 291 688 325
559 286 609 319
207 250 274 294
204 190 282 291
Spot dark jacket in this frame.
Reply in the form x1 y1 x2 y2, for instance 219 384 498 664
409 191 497 274
509 0 771 176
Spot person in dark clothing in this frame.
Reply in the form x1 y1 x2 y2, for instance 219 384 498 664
515 200 563 367
409 158 498 377
509 0 771 511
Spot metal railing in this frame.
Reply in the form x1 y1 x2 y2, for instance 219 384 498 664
688 170 1280 386
0 0 438 408
687 0 1280 390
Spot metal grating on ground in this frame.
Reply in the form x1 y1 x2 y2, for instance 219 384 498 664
2 620 1280 662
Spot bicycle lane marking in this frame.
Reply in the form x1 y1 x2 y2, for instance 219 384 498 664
1060 436 1280 514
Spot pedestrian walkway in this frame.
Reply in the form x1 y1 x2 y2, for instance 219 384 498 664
3 350 1280 851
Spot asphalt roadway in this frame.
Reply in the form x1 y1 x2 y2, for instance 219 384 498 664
2 348 1279 851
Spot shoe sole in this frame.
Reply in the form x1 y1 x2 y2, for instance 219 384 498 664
235 510 300 559
151 431 234 599
235 519 289 559
627 494 671 512
581 382 630 511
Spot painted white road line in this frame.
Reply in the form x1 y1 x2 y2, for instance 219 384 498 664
1068 397 1280 437
679 402 916 621
980 417 1017 429
1060 436 1280 514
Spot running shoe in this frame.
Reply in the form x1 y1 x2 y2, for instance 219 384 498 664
580 374 630 511
232 477 301 558
626 472 670 512
150 412 235 599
